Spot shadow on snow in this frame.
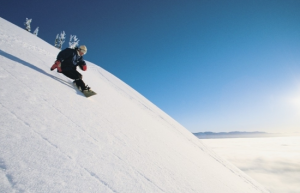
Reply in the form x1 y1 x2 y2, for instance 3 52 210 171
0 49 75 90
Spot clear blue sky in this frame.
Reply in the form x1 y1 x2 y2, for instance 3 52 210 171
2 0 300 133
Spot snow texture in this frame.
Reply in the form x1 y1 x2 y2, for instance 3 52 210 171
0 17 269 193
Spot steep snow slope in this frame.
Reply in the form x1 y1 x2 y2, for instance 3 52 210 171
0 17 269 193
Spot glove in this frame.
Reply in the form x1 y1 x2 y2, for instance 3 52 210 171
54 60 62 72
80 65 87 71
55 60 61 65
78 61 87 71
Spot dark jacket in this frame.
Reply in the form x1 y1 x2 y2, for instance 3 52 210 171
56 48 86 71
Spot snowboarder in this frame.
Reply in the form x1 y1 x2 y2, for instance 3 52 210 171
51 45 90 91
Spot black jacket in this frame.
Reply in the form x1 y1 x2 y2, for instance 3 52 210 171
56 48 85 71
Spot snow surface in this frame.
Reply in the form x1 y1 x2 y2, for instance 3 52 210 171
0 17 269 193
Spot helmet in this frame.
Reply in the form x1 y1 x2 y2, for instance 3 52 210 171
79 45 87 54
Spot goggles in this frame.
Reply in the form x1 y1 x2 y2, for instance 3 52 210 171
79 49 87 55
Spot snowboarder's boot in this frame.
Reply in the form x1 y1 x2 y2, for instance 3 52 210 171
82 85 91 91
73 79 89 92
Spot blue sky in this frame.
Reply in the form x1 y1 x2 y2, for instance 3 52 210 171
1 0 300 133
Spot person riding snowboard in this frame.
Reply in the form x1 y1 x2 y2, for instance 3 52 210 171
50 45 90 91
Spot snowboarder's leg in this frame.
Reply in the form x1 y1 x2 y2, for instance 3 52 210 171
62 70 88 91
62 70 82 80
74 79 87 91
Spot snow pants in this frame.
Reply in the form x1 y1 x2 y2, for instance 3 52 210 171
62 70 86 90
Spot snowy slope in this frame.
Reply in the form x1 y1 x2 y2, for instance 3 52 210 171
0 17 269 193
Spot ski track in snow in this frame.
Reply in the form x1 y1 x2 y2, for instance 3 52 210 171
82 167 119 193
0 104 29 193
0 103 117 193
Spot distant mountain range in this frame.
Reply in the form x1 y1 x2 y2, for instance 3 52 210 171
193 131 298 139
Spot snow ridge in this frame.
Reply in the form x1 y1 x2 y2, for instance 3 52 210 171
0 17 269 193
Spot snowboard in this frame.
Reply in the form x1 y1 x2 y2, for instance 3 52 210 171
82 89 97 98
73 82 97 98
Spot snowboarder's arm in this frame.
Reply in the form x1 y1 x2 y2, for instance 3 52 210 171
56 48 74 62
